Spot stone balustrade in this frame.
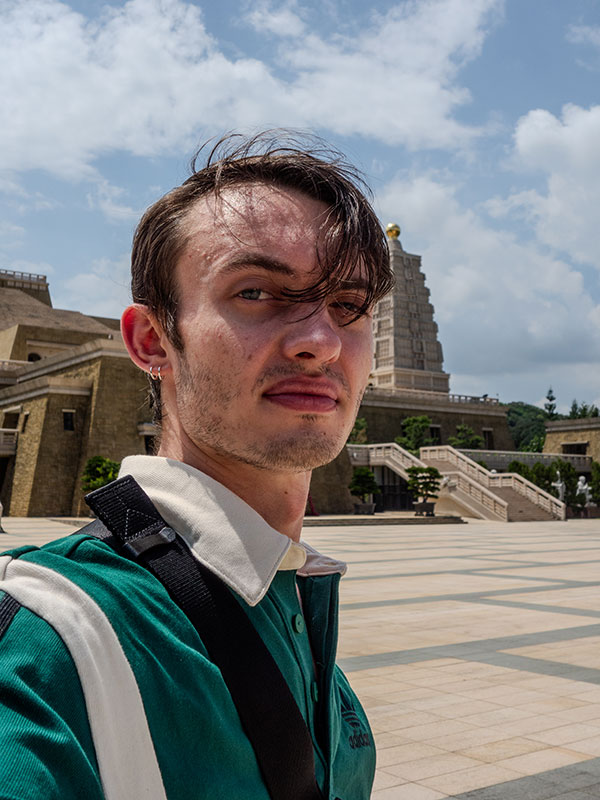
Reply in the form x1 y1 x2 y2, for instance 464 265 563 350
0 428 18 456
458 448 591 472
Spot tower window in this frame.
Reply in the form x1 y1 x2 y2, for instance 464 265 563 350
63 410 75 431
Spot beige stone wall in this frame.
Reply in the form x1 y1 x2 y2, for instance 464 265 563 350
309 449 355 515
1 350 151 517
544 428 600 463
28 393 90 516
9 325 112 361
71 356 150 515
6 396 48 515
0 326 18 360
357 402 514 450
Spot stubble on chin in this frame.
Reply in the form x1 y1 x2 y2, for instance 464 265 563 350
173 356 365 472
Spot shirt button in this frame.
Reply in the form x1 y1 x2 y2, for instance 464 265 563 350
292 613 305 634
311 681 319 703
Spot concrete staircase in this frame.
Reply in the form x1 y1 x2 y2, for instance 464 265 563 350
420 446 566 522
489 487 556 522
347 443 566 522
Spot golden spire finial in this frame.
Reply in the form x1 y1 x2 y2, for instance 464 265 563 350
386 223 401 239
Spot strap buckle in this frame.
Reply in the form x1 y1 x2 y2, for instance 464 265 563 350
123 526 177 558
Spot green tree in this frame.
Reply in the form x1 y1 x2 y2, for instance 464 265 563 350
448 424 484 450
348 467 381 503
506 401 548 450
507 459 533 482
590 461 600 504
530 462 555 494
348 417 368 444
569 400 600 419
395 415 433 455
81 456 119 493
521 433 545 453
406 466 442 503
544 387 557 420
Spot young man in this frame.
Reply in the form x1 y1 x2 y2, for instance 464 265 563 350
0 132 393 799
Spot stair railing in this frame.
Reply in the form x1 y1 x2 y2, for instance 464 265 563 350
421 446 566 520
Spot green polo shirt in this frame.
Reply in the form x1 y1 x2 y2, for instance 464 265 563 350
0 457 375 799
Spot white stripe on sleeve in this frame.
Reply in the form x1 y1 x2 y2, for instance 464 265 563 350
0 556 167 800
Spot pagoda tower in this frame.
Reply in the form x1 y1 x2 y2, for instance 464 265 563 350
371 223 449 394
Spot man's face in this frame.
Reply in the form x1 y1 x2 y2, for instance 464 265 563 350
165 182 373 472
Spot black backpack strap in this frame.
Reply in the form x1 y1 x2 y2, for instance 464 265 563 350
85 475 323 800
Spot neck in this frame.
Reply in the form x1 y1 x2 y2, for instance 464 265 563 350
157 434 311 542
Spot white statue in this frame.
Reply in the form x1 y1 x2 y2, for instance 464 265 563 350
577 476 593 506
551 471 566 503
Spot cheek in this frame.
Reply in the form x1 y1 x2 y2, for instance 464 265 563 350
347 331 373 379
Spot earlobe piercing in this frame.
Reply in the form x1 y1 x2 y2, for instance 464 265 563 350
149 365 164 381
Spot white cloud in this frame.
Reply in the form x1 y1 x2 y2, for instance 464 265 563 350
376 173 600 386
0 220 26 248
57 254 131 317
87 180 139 223
245 1 306 37
490 104 600 268
567 24 600 48
0 0 501 181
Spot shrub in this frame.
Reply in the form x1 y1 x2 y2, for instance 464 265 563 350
348 467 381 503
81 456 120 493
406 466 442 503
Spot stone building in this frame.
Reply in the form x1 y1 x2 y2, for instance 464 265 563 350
1 226 512 517
363 225 511 449
371 223 449 393
0 270 150 517
544 418 600 463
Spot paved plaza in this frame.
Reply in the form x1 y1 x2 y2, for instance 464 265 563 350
2 516 600 798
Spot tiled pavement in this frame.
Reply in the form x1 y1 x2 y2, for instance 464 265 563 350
3 516 600 798
303 518 600 799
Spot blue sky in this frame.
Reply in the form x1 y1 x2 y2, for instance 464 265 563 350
1 0 600 411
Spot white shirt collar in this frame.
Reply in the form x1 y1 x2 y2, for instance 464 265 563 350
118 456 346 607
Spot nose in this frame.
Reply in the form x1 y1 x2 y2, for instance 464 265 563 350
280 304 342 365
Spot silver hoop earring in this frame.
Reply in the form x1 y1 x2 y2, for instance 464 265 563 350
157 365 163 381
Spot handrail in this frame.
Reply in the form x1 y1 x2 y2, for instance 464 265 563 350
348 443 509 520
362 387 499 405
446 471 509 521
0 268 47 283
458 448 591 471
421 445 490 483
421 445 566 520
0 359 29 370
348 442 426 476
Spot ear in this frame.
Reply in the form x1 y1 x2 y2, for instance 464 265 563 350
121 304 169 374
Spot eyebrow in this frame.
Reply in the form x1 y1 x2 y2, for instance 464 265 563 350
216 252 372 299
217 254 295 278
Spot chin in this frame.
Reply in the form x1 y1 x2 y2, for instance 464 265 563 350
243 431 346 472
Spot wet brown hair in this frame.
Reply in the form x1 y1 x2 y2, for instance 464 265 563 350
130 130 393 420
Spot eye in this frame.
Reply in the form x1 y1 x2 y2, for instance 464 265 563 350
237 288 273 301
330 296 370 322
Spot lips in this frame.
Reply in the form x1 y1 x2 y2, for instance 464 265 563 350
262 378 339 413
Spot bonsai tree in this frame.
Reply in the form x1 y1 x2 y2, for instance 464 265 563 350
395 415 433 455
590 461 600 504
81 456 120 493
448 424 484 450
406 466 442 503
348 467 380 503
